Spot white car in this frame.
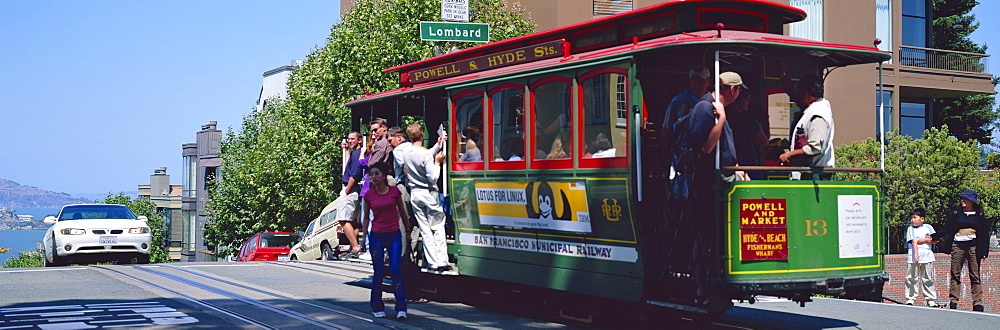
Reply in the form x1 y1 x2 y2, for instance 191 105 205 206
290 198 347 261
42 204 152 267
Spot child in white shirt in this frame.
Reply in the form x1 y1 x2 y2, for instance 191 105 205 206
905 208 938 307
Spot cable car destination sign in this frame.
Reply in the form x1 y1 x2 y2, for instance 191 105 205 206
404 40 565 85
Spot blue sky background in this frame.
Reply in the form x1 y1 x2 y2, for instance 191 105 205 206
0 1 341 198
968 0 1000 136
0 1 997 199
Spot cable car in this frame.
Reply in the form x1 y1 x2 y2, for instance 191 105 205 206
345 0 888 317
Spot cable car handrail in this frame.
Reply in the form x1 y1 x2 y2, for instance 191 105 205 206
721 166 883 173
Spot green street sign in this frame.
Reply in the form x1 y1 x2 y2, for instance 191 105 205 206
420 21 489 43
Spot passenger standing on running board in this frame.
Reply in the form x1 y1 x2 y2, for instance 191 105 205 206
338 132 364 257
401 123 451 272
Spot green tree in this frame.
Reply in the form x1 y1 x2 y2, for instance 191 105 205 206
931 0 998 144
205 0 535 254
101 193 170 263
837 126 997 253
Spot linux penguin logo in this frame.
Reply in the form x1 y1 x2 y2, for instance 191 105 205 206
524 181 572 220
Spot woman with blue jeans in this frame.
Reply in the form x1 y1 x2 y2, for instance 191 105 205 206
360 162 411 320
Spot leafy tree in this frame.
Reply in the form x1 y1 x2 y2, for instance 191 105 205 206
205 0 535 254
101 193 170 263
837 126 997 253
931 0 998 144
985 152 1000 169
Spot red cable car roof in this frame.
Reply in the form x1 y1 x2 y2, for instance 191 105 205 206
384 0 807 74
347 29 889 106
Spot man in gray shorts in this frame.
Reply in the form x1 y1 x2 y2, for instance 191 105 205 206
339 131 364 256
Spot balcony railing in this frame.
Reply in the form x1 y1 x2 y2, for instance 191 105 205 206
898 45 989 73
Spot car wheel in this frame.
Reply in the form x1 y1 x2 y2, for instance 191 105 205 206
321 243 335 261
290 255 298 261
136 254 151 264
46 234 62 267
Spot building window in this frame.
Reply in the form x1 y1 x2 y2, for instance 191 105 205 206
204 166 218 192
182 210 196 251
901 0 928 47
789 0 823 42
900 101 928 138
593 0 632 16
160 208 171 243
182 155 197 198
876 91 893 139
875 0 893 63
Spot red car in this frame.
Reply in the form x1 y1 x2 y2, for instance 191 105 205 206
235 232 301 262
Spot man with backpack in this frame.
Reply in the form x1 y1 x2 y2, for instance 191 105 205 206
672 71 747 305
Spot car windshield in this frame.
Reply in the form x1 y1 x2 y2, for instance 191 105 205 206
260 233 301 248
58 205 138 221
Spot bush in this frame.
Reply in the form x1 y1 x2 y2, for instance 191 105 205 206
837 126 996 253
2 251 43 268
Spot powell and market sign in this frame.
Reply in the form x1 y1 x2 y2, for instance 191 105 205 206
402 40 565 85
420 21 489 43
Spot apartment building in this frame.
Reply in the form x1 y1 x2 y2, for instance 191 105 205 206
136 167 183 261
180 121 222 262
257 60 303 112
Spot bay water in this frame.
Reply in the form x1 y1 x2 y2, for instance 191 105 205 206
0 230 47 265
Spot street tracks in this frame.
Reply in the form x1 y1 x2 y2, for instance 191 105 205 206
96 263 399 329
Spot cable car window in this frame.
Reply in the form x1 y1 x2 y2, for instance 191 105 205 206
531 78 573 163
623 10 677 40
453 90 484 170
572 25 617 51
490 85 526 165
697 8 768 32
580 69 628 165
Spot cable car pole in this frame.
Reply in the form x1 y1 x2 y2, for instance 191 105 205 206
876 38 885 171
714 48 720 171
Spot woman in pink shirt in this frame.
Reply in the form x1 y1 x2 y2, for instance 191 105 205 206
360 162 411 320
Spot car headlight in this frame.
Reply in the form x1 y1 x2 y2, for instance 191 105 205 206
59 228 86 235
129 227 150 234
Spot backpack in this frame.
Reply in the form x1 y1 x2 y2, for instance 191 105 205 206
671 113 701 174
668 112 703 200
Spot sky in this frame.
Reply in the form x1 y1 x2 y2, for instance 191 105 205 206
969 1 1000 96
0 1 341 198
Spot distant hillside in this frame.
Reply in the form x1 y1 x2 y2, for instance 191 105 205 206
0 179 91 208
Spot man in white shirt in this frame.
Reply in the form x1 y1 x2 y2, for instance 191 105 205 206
401 124 450 271
388 126 417 254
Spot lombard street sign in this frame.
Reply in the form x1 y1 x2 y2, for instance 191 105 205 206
420 21 489 43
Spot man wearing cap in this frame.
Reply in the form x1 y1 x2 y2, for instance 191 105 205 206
661 67 711 156
779 74 834 173
682 71 746 305
688 71 744 178
927 189 992 311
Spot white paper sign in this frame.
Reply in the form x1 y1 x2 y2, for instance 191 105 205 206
441 0 469 22
838 195 874 258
